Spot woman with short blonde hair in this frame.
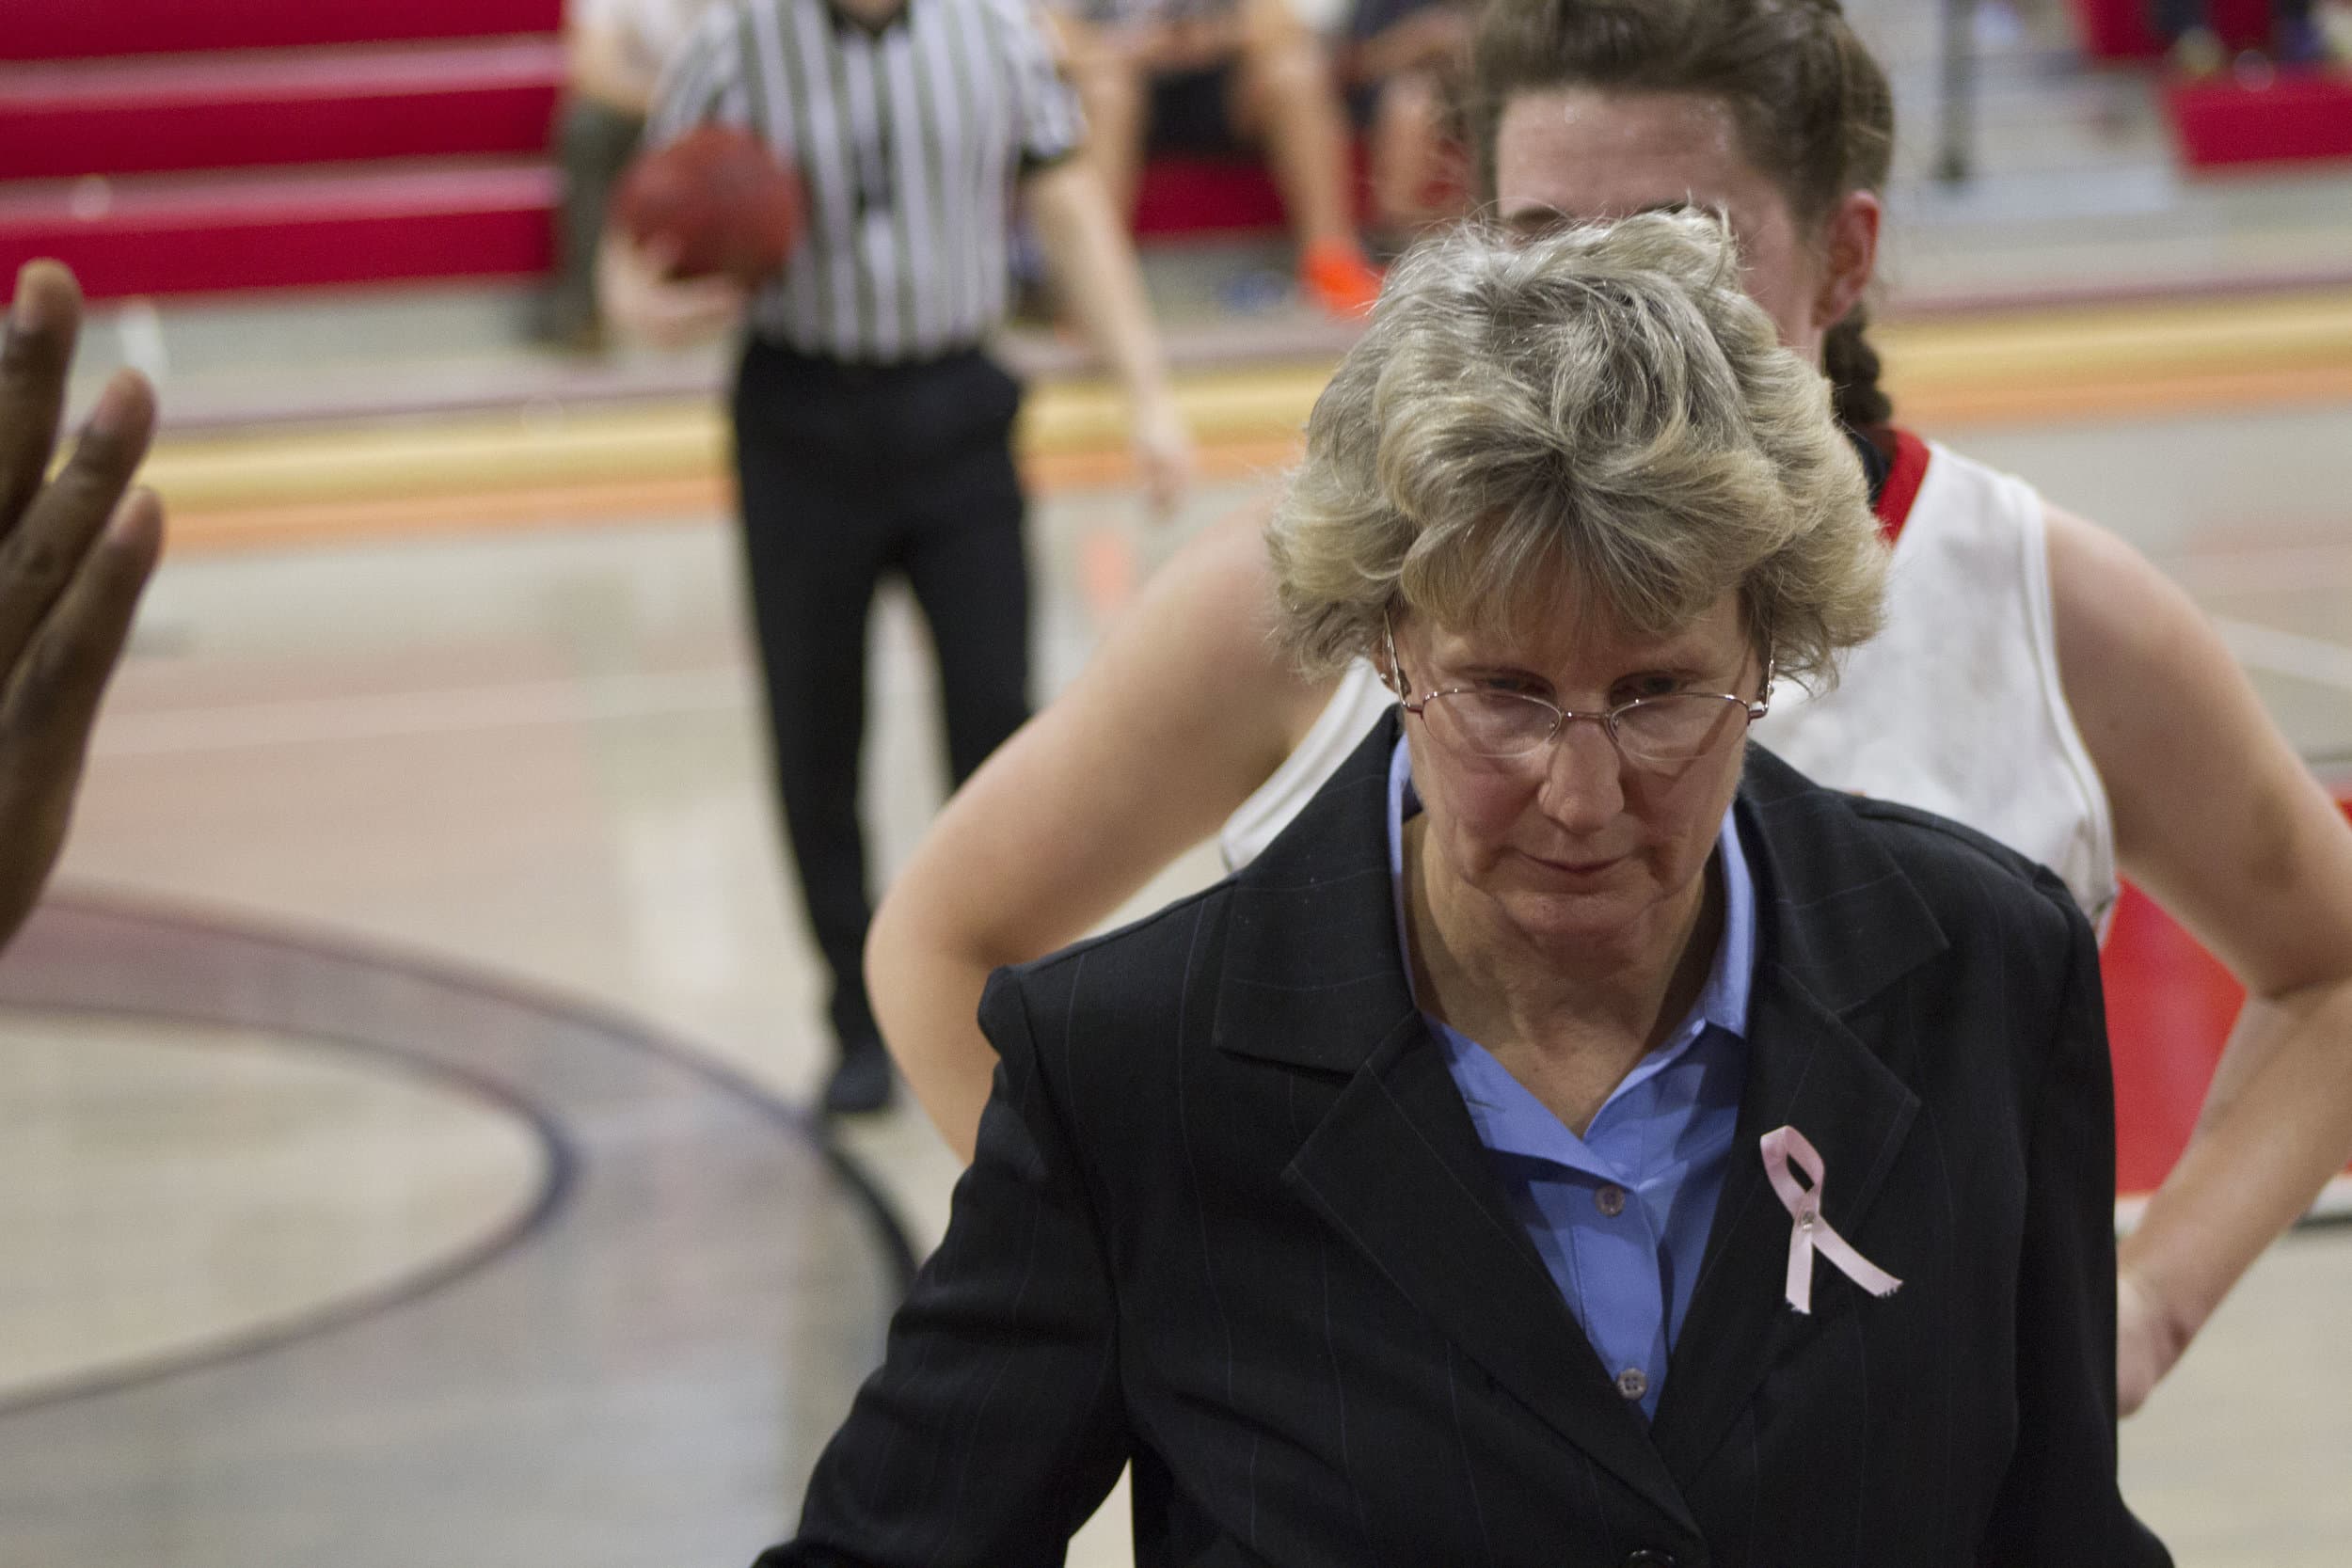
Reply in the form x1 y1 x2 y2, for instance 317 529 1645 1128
761 210 2166 1567
1269 214 1883 686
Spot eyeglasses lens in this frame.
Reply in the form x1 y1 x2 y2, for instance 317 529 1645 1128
1615 695 1742 767
1424 691 1743 769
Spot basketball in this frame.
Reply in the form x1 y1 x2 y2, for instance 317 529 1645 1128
612 123 805 285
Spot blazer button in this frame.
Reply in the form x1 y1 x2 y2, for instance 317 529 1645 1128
1621 1553 1677 1568
1613 1367 1648 1402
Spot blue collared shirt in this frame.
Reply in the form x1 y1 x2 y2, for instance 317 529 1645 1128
1385 738 1755 1420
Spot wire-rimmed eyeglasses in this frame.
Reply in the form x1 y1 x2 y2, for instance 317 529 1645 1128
1383 615 1772 773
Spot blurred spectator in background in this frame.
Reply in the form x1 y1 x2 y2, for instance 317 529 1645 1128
2328 0 2352 57
1055 0 1387 316
0 262 166 948
1337 0 1470 244
2152 0 2346 71
532 0 721 349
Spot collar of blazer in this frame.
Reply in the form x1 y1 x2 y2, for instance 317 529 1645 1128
1214 710 1941 1533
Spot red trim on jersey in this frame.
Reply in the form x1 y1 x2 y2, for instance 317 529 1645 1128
1874 427 1931 544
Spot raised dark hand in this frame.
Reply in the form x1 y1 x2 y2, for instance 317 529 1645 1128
0 261 166 947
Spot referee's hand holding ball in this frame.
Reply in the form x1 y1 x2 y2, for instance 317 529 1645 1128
597 226 750 349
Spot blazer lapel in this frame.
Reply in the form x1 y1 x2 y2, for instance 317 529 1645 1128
1216 715 1699 1534
1284 1015 1700 1535
1648 750 1941 1479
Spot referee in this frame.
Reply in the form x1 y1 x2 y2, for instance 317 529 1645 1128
601 0 1191 1115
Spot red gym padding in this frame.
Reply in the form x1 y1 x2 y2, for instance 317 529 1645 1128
6 0 563 63
0 40 564 182
2163 71 2352 168
2104 790 2352 1200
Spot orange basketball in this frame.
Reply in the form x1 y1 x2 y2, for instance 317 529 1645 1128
613 123 805 285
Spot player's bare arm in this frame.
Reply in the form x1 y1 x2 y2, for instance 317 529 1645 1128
2046 503 2352 1414
867 499 1331 1154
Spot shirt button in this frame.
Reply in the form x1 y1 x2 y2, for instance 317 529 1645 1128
1614 1367 1648 1402
1595 1183 1628 1218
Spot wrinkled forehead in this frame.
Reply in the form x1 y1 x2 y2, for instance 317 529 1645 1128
1491 88 1783 232
1402 578 1750 675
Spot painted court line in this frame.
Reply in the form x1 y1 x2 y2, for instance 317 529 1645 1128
2213 618 2352 694
2164 543 2352 597
93 668 755 758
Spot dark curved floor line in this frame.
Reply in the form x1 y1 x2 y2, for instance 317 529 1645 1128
0 1005 579 1418
0 888 916 1416
56 883 921 1292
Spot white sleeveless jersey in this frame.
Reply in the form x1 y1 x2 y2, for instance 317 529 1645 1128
1218 435 2121 927
1218 657 1395 871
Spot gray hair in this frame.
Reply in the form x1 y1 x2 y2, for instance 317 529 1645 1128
1267 212 1886 687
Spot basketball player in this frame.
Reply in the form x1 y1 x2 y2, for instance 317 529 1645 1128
866 0 2352 1416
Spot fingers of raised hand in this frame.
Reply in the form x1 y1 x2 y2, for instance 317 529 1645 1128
0 369 157 673
0 484 163 771
0 261 86 527
0 486 160 947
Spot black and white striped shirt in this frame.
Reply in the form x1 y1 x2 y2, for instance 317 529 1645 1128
649 0 1086 362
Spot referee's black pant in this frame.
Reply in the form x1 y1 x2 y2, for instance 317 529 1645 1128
732 340 1031 1058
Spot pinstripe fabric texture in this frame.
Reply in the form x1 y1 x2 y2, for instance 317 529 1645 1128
649 0 1083 361
759 717 2173 1568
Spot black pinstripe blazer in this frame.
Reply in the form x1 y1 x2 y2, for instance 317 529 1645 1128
764 716 2172 1568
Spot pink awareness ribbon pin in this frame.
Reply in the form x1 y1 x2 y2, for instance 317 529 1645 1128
1758 1125 1901 1314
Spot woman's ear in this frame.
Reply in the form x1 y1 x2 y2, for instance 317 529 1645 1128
1813 188 1882 335
1375 612 1410 700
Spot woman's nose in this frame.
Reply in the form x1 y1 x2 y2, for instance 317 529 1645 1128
1534 717 1625 831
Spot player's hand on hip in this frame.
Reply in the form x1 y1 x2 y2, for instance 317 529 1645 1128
1131 391 1194 523
2116 1264 2189 1417
0 261 166 946
596 230 748 350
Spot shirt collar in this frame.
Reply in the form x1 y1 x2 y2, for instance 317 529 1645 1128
1384 736 1756 1043
823 0 914 38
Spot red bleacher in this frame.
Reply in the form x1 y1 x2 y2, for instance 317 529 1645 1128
0 162 555 300
2066 0 2352 173
2164 70 2352 167
0 40 564 182
1133 146 1378 239
0 0 1324 301
2069 0 2280 58
6 0 562 61
0 2 566 300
